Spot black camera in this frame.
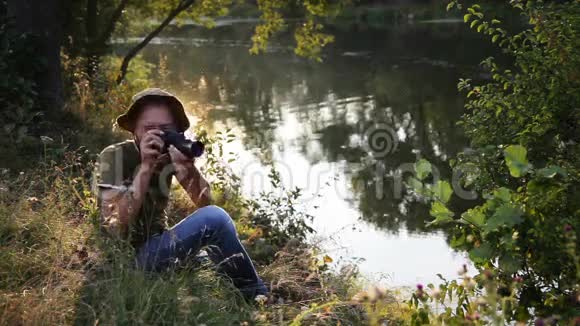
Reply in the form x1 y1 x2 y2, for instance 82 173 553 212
161 130 204 159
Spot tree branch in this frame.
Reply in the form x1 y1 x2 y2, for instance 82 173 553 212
96 0 130 47
116 0 195 84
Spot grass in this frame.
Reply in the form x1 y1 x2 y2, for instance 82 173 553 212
0 50 416 325
0 146 411 325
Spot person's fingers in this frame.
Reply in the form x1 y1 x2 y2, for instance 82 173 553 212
142 141 160 152
155 153 170 165
168 145 179 154
144 133 163 144
141 147 160 161
143 141 160 153
168 145 192 163
146 129 164 136
143 138 162 152
142 133 164 151
147 137 163 151
168 145 179 160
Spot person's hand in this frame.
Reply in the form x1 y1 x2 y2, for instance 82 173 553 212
169 145 208 205
139 130 165 168
168 145 194 174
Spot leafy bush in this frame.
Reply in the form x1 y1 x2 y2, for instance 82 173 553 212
247 167 315 250
0 5 45 169
407 0 580 323
197 129 315 263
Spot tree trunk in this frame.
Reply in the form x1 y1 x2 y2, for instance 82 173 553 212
86 0 129 79
85 0 98 77
7 0 64 110
116 0 195 84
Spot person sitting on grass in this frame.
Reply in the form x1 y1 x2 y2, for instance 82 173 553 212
94 88 268 300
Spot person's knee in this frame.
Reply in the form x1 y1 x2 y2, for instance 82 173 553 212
196 205 233 229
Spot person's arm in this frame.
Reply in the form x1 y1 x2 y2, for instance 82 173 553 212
99 163 154 237
97 130 165 237
169 145 212 207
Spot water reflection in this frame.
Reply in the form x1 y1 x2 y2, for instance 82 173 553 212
122 21 495 284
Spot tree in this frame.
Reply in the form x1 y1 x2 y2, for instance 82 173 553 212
7 0 65 109
85 0 130 78
409 0 579 322
111 0 345 84
115 0 196 84
6 0 348 108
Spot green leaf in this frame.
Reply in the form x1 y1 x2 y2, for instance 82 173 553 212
407 176 425 194
415 159 432 181
459 162 480 186
499 255 521 274
492 34 500 43
461 207 485 227
428 202 454 226
493 187 512 202
470 19 479 28
446 2 455 11
464 14 472 22
469 243 494 264
450 234 467 247
537 165 567 179
432 180 453 203
503 145 530 177
484 204 523 232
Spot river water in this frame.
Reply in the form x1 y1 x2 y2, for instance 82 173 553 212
119 15 497 286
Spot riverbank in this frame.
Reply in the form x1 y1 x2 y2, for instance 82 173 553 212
0 50 414 323
0 137 412 325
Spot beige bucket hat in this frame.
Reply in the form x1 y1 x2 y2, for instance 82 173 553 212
116 88 190 132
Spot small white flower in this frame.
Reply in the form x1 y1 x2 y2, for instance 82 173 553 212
476 297 487 306
431 288 442 299
369 286 387 302
463 277 477 290
254 294 268 304
40 136 54 144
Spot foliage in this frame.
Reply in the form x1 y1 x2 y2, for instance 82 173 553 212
407 0 580 323
0 6 44 169
250 0 347 60
198 128 316 262
63 0 351 86
0 125 405 326
125 0 349 60
63 52 151 114
409 268 528 325
247 167 315 251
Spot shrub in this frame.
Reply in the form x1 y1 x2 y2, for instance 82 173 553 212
407 0 580 323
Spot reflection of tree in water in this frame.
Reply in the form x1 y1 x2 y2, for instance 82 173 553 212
139 23 489 234
296 62 468 234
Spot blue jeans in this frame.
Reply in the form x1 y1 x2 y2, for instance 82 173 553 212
136 205 268 299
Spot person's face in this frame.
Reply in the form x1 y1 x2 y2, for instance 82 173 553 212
133 103 176 144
